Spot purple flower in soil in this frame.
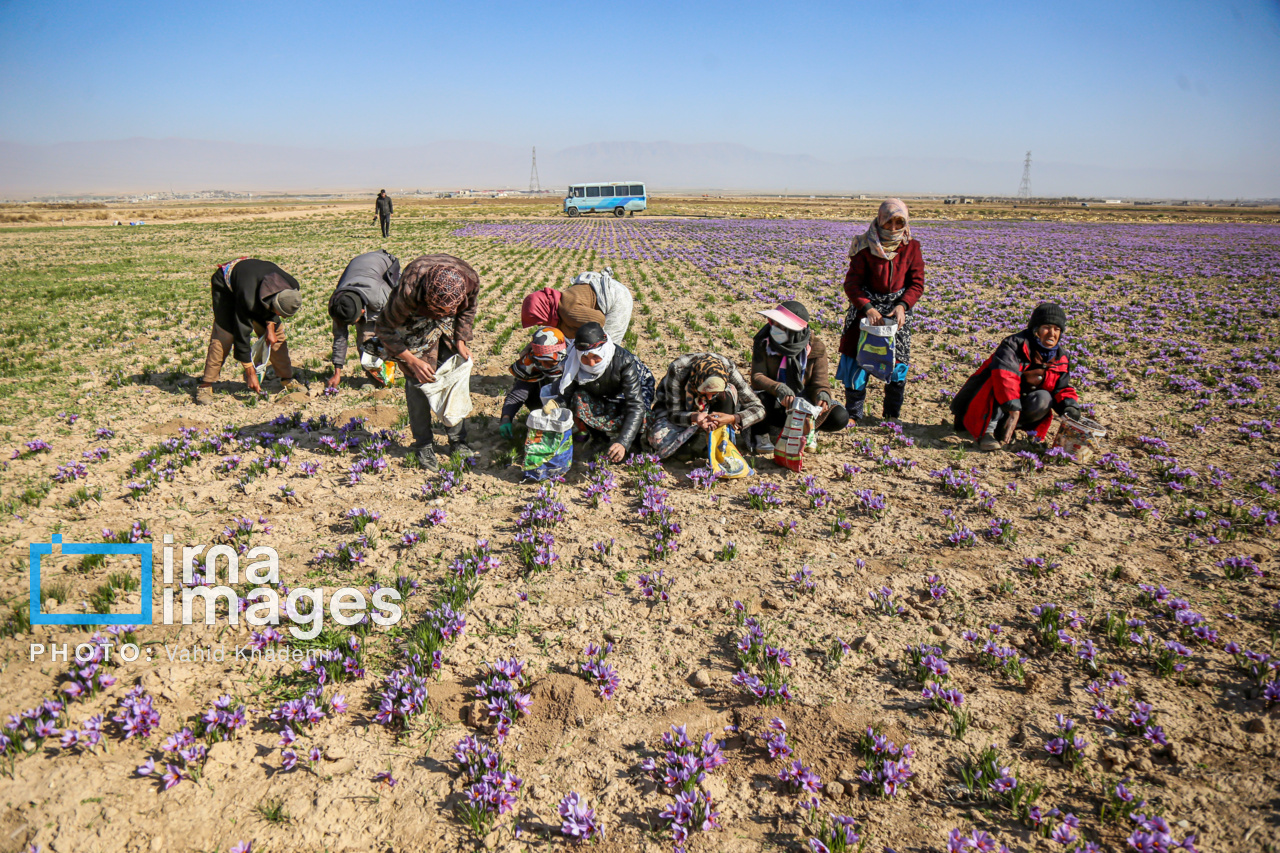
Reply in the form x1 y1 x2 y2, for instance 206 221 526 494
161 764 184 790
558 791 602 841
373 770 397 788
136 757 155 777
1051 822 1077 845
280 748 299 771
967 830 999 852
230 843 252 853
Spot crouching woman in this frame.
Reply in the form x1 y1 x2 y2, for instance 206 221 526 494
557 322 654 462
950 302 1082 451
648 353 765 460
499 327 568 440
749 301 849 453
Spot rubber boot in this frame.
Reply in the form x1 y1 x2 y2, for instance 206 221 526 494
844 387 866 423
882 381 906 420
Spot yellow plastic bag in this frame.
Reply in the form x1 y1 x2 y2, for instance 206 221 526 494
708 425 753 479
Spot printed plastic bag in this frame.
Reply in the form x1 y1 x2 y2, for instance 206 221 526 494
417 355 473 428
522 406 574 481
856 318 898 383
774 397 821 473
708 425 753 479
360 350 397 386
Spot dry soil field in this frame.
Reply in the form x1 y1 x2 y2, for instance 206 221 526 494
0 200 1277 853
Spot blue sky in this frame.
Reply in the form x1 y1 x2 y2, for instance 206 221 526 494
2 1 1278 194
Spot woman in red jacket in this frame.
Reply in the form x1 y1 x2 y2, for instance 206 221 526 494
950 302 1082 451
835 199 925 422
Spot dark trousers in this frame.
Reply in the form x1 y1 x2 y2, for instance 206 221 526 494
379 216 390 237
990 390 1053 435
753 392 850 434
404 342 466 449
845 380 906 420
204 283 292 384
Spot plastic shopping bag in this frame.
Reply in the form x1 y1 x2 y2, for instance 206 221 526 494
855 318 898 383
522 406 574 481
708 425 753 479
774 397 821 473
360 350 397 386
417 355 473 428
250 336 271 383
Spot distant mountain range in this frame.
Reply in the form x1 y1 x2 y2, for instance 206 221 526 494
0 137 1263 199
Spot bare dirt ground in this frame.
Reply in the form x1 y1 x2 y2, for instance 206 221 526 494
0 200 1276 853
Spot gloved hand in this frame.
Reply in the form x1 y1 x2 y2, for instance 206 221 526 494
498 421 514 440
1063 403 1082 422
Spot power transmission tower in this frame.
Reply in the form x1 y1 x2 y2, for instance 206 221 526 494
529 147 541 193
1017 151 1032 199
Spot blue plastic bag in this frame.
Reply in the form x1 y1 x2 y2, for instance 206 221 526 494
855 318 898 383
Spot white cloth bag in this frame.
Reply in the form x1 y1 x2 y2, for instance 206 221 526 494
417 355 473 428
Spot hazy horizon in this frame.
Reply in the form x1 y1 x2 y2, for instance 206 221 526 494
2 1 1278 199
2 137 1275 201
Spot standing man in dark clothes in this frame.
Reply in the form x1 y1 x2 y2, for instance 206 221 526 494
375 253 480 471
375 189 393 238
195 258 304 405
326 249 400 389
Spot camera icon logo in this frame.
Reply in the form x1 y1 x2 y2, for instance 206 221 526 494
29 534 153 626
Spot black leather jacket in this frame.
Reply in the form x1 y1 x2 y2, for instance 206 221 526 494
561 346 655 448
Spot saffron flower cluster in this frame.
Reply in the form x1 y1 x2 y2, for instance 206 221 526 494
583 458 618 506
578 642 620 700
732 616 794 705
453 735 523 838
475 659 532 743
854 726 915 798
641 725 725 852
558 792 603 842
514 483 565 571
1043 714 1089 770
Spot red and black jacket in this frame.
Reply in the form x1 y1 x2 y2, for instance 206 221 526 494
950 330 1079 441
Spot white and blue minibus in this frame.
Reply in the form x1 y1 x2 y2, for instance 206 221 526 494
564 182 647 217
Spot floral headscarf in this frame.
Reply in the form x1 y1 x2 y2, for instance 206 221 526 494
402 256 468 317
511 327 568 382
849 198 913 261
683 355 734 413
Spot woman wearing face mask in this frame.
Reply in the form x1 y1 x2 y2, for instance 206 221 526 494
556 322 655 463
649 353 765 460
835 198 925 423
498 327 568 440
749 301 849 453
950 302 1082 451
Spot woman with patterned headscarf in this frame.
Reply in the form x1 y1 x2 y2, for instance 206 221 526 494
649 352 765 460
553 322 654 463
375 253 481 471
499 327 569 439
835 199 925 423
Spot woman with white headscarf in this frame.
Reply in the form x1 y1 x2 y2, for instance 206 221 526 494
556 322 654 462
835 199 925 423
